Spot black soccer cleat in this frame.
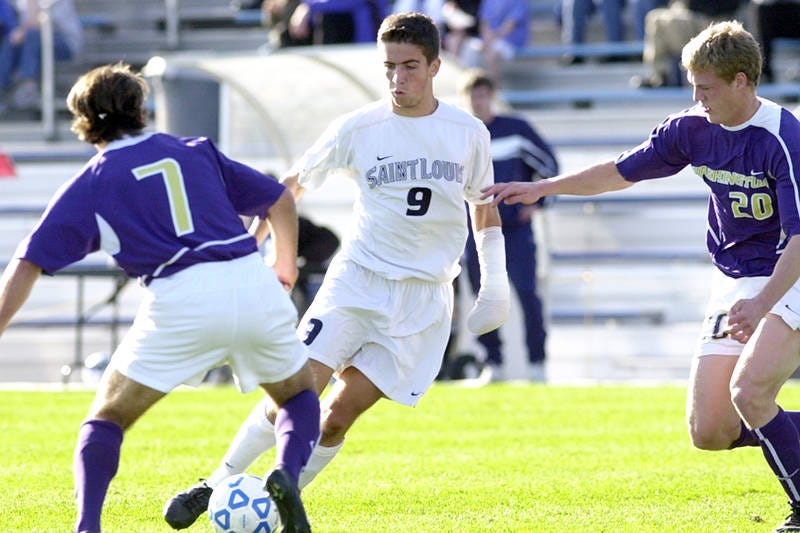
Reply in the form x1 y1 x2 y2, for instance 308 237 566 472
775 503 800 532
163 479 213 530
264 468 311 533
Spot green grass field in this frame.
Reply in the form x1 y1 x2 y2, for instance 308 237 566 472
1 382 797 532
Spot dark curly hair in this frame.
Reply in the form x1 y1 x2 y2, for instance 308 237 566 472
67 62 149 145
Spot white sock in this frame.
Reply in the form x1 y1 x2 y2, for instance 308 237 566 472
207 397 276 487
298 442 344 490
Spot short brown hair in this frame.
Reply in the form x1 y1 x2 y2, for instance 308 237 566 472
458 68 495 95
378 12 440 65
681 20 762 86
67 62 149 144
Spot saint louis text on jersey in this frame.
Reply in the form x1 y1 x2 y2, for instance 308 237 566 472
366 157 464 189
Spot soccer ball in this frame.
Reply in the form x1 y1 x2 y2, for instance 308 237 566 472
208 474 281 533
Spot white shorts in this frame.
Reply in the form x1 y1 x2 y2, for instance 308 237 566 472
298 258 453 406
696 268 800 357
109 253 308 393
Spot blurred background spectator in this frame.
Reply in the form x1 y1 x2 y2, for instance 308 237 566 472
288 0 389 45
630 0 743 88
0 0 82 114
748 0 800 83
459 69 558 383
558 0 668 63
560 0 625 63
0 0 15 42
261 0 313 48
459 0 530 83
441 0 481 62
630 0 668 40
392 0 443 19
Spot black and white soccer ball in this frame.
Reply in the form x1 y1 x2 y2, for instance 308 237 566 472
208 474 281 533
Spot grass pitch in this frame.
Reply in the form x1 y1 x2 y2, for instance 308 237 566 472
1 382 797 532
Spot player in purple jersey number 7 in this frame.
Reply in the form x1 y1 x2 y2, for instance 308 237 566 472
483 20 800 532
0 63 320 533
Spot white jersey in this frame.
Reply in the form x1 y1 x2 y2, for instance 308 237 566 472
292 99 494 282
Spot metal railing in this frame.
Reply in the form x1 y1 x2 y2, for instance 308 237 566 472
37 0 183 139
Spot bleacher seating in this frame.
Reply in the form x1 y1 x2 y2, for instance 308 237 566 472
2 0 798 346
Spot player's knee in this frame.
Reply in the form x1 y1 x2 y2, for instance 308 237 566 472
319 407 354 444
687 420 733 451
729 378 769 423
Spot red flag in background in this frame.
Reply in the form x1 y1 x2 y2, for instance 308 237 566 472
0 151 15 178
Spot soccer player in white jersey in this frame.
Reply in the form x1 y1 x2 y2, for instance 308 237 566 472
164 11 510 529
484 20 800 532
0 63 320 533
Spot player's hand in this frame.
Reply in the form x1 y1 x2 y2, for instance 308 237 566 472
467 291 510 335
481 182 544 206
272 259 298 292
727 297 769 344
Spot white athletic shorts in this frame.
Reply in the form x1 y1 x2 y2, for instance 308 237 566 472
696 267 800 357
297 258 454 406
108 253 308 393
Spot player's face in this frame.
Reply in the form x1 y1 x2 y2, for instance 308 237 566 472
381 41 441 117
466 85 493 123
688 69 756 126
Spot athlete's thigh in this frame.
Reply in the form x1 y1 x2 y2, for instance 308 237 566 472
320 366 383 430
87 369 166 430
733 315 800 399
686 354 740 430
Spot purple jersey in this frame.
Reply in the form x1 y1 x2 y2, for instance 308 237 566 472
17 133 285 283
616 99 800 278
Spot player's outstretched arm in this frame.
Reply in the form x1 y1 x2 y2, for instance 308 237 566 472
0 258 41 336
481 180 547 206
481 160 632 206
280 173 307 202
466 203 510 335
265 189 300 291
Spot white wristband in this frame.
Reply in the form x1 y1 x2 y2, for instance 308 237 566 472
474 226 508 298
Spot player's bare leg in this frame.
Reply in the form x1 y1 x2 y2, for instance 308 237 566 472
260 362 320 533
298 365 383 488
75 370 166 533
209 359 332 483
730 317 800 532
686 355 750 450
164 360 331 530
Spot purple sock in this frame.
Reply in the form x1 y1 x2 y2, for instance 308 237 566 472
73 419 123 533
273 389 320 483
755 408 800 505
786 411 800 432
729 412 800 449
729 420 760 448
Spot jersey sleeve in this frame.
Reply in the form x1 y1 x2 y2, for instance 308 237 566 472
210 141 285 218
464 123 494 205
16 175 100 275
290 113 353 190
774 110 800 240
615 113 693 182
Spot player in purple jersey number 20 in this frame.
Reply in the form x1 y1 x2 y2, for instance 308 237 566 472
484 20 800 532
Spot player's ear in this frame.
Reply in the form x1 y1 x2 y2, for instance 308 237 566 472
429 57 441 77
